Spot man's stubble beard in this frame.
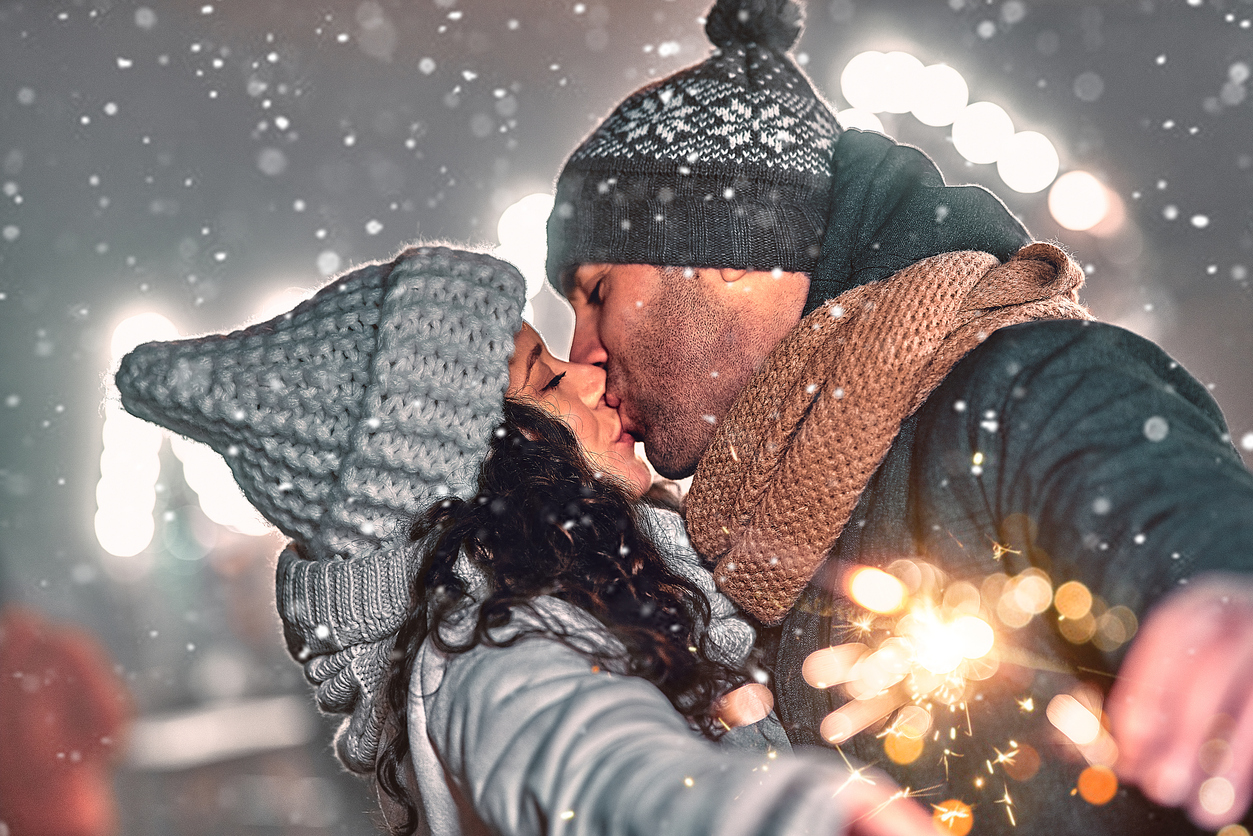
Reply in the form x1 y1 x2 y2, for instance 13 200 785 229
626 273 742 481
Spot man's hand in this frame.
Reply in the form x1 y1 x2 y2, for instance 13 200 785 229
1108 573 1253 830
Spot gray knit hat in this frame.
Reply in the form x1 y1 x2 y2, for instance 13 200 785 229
546 0 838 290
114 245 526 773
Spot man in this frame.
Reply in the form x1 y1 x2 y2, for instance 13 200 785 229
545 0 1253 833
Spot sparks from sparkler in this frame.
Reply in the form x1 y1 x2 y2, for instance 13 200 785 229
855 783 945 827
829 745 880 798
805 552 1153 823
991 744 1020 771
931 798 974 836
812 563 1001 747
990 540 1022 561
995 783 1017 826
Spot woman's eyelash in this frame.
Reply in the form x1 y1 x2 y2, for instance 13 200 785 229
542 372 566 392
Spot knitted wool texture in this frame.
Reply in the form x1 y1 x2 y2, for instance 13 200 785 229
685 243 1092 624
545 0 838 289
114 246 526 772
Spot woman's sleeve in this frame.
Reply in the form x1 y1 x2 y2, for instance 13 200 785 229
422 605 856 836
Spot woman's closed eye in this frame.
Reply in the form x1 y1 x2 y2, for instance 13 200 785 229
542 371 566 392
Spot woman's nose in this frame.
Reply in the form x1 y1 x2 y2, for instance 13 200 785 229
563 360 606 407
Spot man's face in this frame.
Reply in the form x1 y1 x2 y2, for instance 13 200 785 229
565 263 805 479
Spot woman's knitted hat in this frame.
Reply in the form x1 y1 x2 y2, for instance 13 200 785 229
114 245 526 772
545 0 838 290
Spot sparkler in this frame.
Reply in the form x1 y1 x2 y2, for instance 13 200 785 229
802 552 1148 830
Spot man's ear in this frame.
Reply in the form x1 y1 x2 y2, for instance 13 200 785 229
716 267 750 284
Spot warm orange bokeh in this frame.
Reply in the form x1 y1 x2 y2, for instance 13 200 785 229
0 606 133 836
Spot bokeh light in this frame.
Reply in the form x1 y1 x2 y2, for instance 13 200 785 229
1048 170 1111 231
169 435 271 536
1078 764 1119 805
911 63 970 127
884 730 925 764
878 51 926 113
836 108 885 134
846 565 908 613
839 50 890 112
1054 580 1094 620
108 311 179 361
1002 743 1041 782
835 50 1062 195
951 614 995 659
952 101 1015 165
96 313 179 564
932 799 974 836
495 192 555 300
996 131 1060 194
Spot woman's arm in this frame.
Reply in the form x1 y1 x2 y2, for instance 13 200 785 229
417 599 932 836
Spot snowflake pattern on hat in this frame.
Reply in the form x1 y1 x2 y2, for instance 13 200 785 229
571 48 836 177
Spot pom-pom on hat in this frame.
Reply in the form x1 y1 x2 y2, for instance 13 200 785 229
546 0 838 291
114 245 527 772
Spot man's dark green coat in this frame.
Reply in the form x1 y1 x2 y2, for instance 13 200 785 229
764 129 1253 835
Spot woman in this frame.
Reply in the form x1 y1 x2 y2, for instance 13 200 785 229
115 245 933 836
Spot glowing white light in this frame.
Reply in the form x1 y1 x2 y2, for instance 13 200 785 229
110 312 179 360
1199 777 1235 816
878 51 925 114
846 566 907 614
996 131 1060 193
952 615 995 659
894 609 962 675
911 64 969 127
1048 170 1110 231
495 192 555 300
951 101 1014 165
250 285 316 325
169 435 271 536
97 313 180 562
839 51 889 112
94 509 156 561
835 108 885 134
98 310 273 565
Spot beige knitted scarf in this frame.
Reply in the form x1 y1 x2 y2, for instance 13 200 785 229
685 243 1092 625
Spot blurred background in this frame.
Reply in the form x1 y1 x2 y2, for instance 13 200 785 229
0 0 1250 833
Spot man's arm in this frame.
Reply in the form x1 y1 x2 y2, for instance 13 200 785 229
916 319 1253 826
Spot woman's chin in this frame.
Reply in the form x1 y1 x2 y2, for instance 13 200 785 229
600 453 653 499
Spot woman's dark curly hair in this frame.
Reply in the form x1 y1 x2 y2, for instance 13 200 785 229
374 398 742 835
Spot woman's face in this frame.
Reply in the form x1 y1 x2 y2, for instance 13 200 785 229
507 324 652 498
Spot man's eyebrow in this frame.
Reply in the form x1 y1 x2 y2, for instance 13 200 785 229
521 342 543 388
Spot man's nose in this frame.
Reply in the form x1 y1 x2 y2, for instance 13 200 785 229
569 315 608 367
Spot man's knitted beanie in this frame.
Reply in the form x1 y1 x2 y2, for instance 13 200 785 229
546 0 838 290
114 246 526 773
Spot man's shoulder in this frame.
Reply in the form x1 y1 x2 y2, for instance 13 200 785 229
939 319 1198 394
912 318 1226 443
